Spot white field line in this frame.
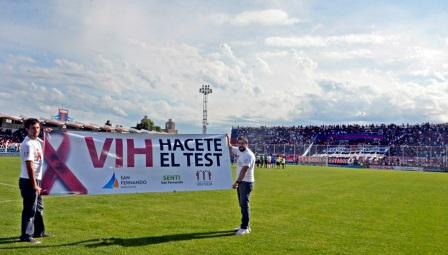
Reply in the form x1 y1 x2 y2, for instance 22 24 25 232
0 199 19 203
0 182 16 188
0 182 76 203
0 182 18 203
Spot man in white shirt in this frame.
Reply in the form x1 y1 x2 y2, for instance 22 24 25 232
227 135 255 235
19 118 50 244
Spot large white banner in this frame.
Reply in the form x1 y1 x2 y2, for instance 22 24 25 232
42 131 232 195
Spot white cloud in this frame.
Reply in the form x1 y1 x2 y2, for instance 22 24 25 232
0 37 265 131
208 9 299 27
220 43 246 67
257 51 289 58
266 36 327 47
54 58 84 71
292 50 318 71
265 33 391 47
2 2 448 133
334 34 387 44
255 57 272 74
322 49 374 59
231 9 299 26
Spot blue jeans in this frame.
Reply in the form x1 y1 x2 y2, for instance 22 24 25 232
237 182 253 229
19 178 45 240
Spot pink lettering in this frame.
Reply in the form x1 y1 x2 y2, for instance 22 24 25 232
115 139 123 168
85 137 153 168
85 137 113 168
127 139 153 167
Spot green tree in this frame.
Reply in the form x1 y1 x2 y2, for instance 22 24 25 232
136 115 154 131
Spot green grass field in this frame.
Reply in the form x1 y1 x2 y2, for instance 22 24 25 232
1 157 447 254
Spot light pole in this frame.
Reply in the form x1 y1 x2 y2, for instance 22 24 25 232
199 84 212 134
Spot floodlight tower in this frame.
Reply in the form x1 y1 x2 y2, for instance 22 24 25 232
199 84 212 134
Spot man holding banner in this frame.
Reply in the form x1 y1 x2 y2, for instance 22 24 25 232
18 119 51 244
227 135 256 236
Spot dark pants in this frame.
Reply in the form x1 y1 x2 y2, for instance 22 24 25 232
237 181 253 229
19 178 45 240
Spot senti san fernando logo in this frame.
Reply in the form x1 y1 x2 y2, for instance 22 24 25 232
196 170 213 186
103 173 149 189
161 175 183 185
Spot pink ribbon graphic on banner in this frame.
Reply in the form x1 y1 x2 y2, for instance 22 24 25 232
41 132 88 195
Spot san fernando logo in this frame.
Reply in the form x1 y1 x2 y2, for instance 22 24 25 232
103 173 119 189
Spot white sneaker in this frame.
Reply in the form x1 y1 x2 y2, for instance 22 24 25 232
234 227 251 232
235 228 251 235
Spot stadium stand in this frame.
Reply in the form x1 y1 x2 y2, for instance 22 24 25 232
231 124 448 171
232 123 448 147
0 128 22 153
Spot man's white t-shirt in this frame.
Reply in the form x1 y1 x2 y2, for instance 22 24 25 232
20 136 44 180
232 146 256 182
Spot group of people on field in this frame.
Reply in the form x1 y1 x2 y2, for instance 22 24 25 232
255 154 286 169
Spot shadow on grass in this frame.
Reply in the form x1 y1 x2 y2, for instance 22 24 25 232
84 230 236 247
0 230 236 249
0 237 20 244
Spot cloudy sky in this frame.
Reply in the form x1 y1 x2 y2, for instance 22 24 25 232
1 0 448 134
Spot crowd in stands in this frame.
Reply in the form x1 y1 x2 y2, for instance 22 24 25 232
232 123 448 171
0 128 24 152
232 123 448 147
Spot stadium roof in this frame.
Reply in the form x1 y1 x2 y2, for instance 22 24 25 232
115 126 129 133
100 125 115 132
41 118 65 127
64 122 84 129
1 112 165 133
128 127 161 134
0 113 23 122
83 123 100 131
